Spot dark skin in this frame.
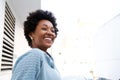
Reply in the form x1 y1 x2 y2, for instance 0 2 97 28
29 20 56 52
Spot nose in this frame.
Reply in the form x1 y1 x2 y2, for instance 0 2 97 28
47 29 54 35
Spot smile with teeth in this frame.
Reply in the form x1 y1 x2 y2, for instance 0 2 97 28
44 38 52 42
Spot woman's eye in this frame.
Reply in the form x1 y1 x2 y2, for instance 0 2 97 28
41 28 47 30
41 27 55 33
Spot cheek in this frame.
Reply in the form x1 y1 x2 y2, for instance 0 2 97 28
34 35 42 43
53 33 57 37
54 34 57 39
53 36 56 41
37 36 42 42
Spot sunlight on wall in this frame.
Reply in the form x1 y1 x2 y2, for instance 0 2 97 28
42 0 120 79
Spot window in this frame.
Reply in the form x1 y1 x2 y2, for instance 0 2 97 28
1 2 15 71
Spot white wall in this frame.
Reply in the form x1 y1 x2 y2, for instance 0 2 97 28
93 14 120 80
0 0 30 80
6 0 30 68
0 0 6 78
13 20 31 62
6 0 30 63
0 0 5 69
0 0 12 80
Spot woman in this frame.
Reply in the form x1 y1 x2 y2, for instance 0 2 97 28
11 9 61 80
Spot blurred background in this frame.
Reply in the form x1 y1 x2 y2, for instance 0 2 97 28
0 0 120 80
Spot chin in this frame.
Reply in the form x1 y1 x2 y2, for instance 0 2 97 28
44 43 53 49
46 45 52 48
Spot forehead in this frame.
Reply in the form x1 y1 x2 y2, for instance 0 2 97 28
38 20 54 27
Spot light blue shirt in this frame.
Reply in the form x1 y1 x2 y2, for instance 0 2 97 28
11 48 61 80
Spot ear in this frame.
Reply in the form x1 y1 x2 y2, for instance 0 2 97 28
29 32 34 40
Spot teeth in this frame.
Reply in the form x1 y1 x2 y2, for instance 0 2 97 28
44 38 52 41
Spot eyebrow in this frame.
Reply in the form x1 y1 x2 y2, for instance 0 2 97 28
42 24 54 29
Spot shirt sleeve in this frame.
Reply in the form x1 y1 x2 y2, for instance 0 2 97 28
11 50 42 80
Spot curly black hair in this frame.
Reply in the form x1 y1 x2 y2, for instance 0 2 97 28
24 9 58 47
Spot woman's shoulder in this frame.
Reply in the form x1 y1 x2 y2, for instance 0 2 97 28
23 48 45 58
28 48 45 56
12 48 45 79
15 48 45 65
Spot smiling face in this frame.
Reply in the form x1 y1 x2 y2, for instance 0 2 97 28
29 20 56 51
